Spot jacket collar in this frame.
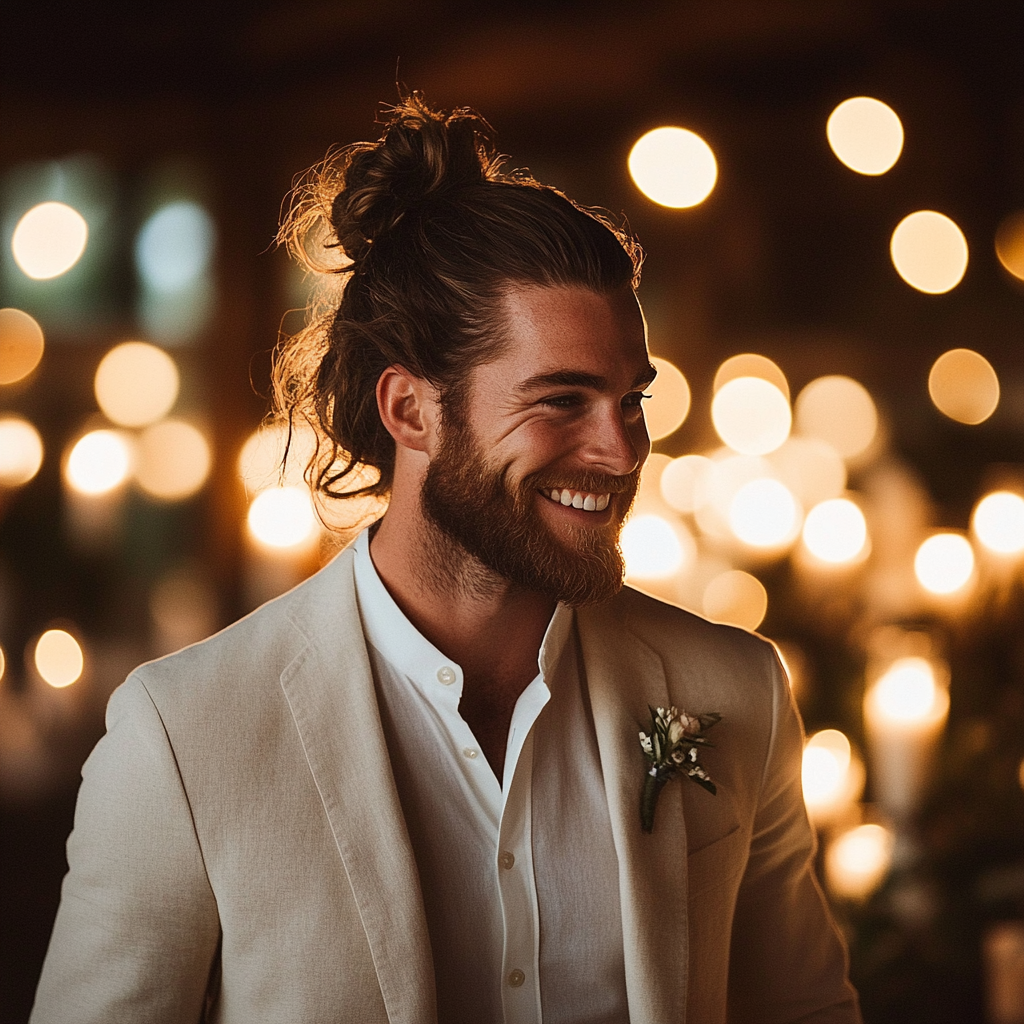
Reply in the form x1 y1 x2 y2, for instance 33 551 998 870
578 596 691 1024
279 546 437 1024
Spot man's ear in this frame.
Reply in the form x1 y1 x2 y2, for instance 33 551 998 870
376 365 440 453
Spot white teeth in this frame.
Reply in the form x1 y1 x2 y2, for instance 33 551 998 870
542 488 612 512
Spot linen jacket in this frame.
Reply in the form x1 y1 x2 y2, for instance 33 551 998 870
31 545 860 1024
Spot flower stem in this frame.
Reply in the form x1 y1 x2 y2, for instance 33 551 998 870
640 774 667 834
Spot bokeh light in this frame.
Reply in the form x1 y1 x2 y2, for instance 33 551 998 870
0 308 45 385
0 416 44 487
768 436 847 508
64 429 133 495
728 477 801 548
621 514 692 579
628 127 717 208
702 570 768 630
645 356 691 440
134 419 211 501
927 348 999 425
890 210 969 294
0 644 5 683
995 210 1024 282
135 201 216 292
713 353 790 401
694 451 772 537
711 377 791 455
794 376 878 460
915 533 975 595
34 629 84 688
826 97 904 175
660 454 712 513
11 201 89 279
826 823 894 900
247 485 319 549
238 418 319 493
802 729 864 821
802 498 868 564
868 657 945 723
94 341 180 428
972 491 1024 555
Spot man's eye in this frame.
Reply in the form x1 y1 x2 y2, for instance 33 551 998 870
624 392 652 408
542 394 583 409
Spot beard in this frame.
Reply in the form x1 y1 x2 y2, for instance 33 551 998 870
420 416 639 607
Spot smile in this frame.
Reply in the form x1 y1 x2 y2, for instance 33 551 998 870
542 488 611 512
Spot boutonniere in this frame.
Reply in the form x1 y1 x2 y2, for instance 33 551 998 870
639 705 722 834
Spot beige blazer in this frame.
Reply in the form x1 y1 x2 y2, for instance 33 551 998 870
31 546 860 1024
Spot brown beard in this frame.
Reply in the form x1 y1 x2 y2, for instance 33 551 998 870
420 414 639 606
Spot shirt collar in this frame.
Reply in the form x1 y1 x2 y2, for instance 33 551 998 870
351 526 574 690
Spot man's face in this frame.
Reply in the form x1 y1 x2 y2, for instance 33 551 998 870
421 284 654 605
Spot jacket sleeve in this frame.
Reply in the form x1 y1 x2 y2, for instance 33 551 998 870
30 675 221 1024
727 647 862 1024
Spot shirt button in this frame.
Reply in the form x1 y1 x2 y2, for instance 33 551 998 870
507 969 526 988
436 666 456 685
499 851 515 870
463 748 478 759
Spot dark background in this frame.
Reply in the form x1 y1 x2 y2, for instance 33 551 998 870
2 1 1023 1021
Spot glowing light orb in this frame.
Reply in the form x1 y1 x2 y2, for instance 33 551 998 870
95 342 180 428
34 629 84 688
869 657 944 723
238 418 320 493
0 308 45 385
645 356 691 441
768 436 847 508
0 416 44 487
802 729 862 818
728 477 801 548
928 348 999 425
826 824 894 900
247 485 319 549
972 491 1024 555
660 454 712 513
995 210 1024 282
135 201 216 292
826 97 904 175
628 127 717 208
714 353 790 400
11 202 89 279
802 498 868 564
65 430 133 495
914 533 975 595
134 419 211 501
621 514 690 579
794 376 878 460
0 645 5 683
711 377 791 455
891 210 969 294
702 570 767 630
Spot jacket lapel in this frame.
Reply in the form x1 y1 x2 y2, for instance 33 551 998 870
279 549 436 1024
578 600 690 1024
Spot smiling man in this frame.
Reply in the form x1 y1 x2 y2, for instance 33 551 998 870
32 96 860 1024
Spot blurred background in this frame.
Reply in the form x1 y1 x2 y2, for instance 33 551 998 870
1 1 1022 1021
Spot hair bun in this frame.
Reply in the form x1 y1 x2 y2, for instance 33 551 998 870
331 93 500 260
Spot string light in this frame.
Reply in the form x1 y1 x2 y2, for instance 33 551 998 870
972 492 1024 555
0 416 44 487
794 376 877 460
928 349 999 425
702 570 767 630
914 533 975 595
34 629 84 688
94 342 180 428
247 485 319 549
802 498 868 564
995 210 1024 282
713 353 789 400
0 308 45 385
712 377 791 455
826 824 894 900
644 356 691 441
728 477 801 549
621 514 692 579
660 454 712 513
64 430 133 495
134 420 211 501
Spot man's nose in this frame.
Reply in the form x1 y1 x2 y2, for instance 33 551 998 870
579 406 648 476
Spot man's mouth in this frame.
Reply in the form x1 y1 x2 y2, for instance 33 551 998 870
542 488 611 512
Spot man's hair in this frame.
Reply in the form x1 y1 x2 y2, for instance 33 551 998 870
274 92 644 504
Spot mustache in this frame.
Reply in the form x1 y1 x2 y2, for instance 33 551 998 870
524 468 641 496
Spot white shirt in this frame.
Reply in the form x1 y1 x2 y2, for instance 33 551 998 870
352 529 629 1024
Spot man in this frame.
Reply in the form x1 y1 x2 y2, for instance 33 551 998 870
32 95 860 1023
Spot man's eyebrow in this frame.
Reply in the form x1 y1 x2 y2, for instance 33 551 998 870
515 363 658 393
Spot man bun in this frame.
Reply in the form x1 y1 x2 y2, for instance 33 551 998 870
331 95 502 262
